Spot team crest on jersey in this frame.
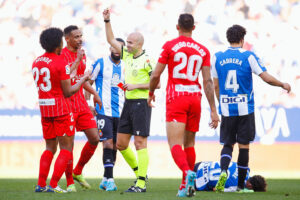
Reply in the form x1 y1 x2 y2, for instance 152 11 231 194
111 73 120 87
70 125 73 131
65 65 70 75
132 69 138 77
82 58 86 65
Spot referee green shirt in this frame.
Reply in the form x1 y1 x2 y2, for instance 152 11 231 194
121 46 155 99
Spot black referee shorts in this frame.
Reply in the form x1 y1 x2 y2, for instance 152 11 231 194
118 99 152 137
220 113 255 145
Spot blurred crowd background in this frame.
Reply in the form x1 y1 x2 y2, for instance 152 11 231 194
0 0 299 110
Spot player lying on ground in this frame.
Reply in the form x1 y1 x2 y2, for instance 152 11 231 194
194 161 266 192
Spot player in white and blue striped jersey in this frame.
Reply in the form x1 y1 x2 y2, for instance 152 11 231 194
212 25 290 193
86 38 126 191
194 161 266 192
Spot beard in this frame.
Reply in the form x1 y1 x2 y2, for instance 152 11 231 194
111 52 121 61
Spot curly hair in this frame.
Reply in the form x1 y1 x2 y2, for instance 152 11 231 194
178 13 194 32
39 27 63 53
248 175 267 192
226 24 246 44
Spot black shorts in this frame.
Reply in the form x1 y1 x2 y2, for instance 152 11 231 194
220 113 255 145
118 99 152 137
96 114 119 143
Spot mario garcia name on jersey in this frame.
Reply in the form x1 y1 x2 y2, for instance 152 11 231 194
211 47 266 117
91 56 124 117
195 161 249 192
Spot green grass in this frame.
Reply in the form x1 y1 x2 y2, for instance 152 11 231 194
0 178 299 200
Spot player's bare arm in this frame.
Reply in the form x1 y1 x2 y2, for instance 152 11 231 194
202 66 220 129
103 8 122 54
70 49 85 78
84 80 97 116
259 71 291 93
148 62 166 107
83 81 102 109
213 78 220 102
61 72 90 97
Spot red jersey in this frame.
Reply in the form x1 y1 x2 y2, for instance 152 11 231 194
61 47 89 113
32 52 71 117
158 35 211 102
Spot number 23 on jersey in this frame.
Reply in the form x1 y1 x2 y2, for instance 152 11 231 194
32 67 52 92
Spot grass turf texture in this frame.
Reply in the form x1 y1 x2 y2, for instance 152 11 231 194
0 179 299 200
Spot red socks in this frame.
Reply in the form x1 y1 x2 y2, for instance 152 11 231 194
184 147 196 170
65 152 74 186
180 147 196 188
171 145 190 178
49 149 72 188
37 150 54 187
73 142 97 175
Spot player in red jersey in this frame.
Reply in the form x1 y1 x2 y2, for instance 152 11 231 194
61 25 102 191
148 14 220 197
33 27 90 193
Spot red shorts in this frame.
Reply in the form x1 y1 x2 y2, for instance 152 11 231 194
41 113 75 140
73 109 97 132
166 95 201 132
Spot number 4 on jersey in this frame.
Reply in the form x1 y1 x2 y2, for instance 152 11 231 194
225 70 239 93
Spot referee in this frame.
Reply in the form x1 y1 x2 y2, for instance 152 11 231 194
103 8 160 193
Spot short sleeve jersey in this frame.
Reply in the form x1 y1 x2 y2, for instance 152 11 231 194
195 161 249 191
61 47 89 113
121 46 155 99
91 56 125 117
211 47 266 116
158 36 211 102
32 52 71 117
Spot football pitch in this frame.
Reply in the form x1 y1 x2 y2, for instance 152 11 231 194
0 178 299 200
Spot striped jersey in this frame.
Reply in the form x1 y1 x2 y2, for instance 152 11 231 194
61 47 89 113
195 161 250 191
211 47 266 116
158 36 211 102
91 56 125 117
32 52 71 117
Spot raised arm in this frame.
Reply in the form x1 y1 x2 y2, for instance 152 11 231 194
103 9 122 54
259 71 291 93
202 66 220 129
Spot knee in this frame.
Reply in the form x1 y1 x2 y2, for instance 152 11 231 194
87 131 100 146
103 139 113 149
134 139 147 150
116 141 127 151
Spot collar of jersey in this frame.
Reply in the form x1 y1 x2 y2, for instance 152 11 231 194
228 47 241 50
133 50 145 59
108 56 122 67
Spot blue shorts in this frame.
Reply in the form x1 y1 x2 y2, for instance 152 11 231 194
96 114 119 142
